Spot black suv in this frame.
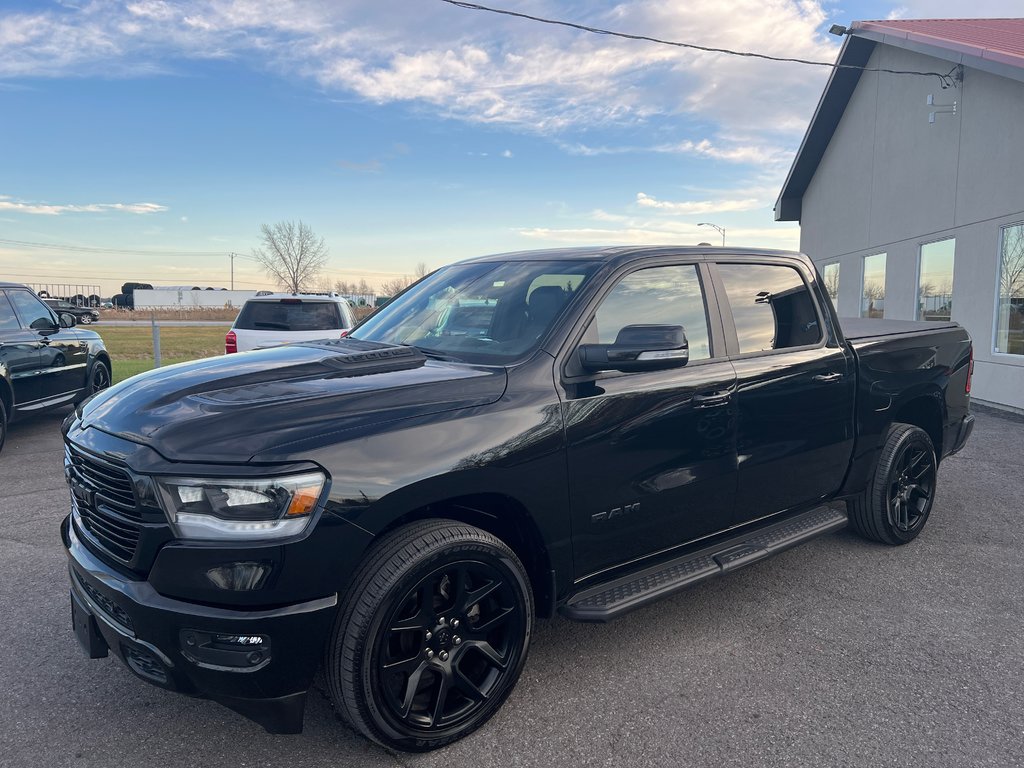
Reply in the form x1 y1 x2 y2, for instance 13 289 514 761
0 283 111 453
44 298 101 325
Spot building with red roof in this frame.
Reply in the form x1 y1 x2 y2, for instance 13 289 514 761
776 18 1024 411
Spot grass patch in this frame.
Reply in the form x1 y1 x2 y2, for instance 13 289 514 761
97 325 228 384
112 358 196 384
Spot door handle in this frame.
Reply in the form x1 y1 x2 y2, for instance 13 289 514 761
812 372 843 383
694 390 732 408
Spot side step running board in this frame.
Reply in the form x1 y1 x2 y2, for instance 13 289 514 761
562 505 848 622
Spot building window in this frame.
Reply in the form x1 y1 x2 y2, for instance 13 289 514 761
822 262 840 302
861 253 886 319
918 238 955 322
996 224 1024 356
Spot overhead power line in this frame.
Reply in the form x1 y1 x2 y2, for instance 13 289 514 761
0 237 236 257
439 0 960 88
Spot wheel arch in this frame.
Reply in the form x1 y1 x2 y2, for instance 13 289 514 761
374 492 556 619
891 393 943 460
0 375 12 417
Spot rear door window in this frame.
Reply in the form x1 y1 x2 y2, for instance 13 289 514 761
235 301 343 331
717 264 822 354
7 289 55 330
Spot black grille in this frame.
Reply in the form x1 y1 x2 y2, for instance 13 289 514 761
66 442 142 563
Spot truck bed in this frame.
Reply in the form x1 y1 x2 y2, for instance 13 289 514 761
840 316 960 341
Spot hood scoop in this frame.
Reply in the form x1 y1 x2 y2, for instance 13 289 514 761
194 339 426 405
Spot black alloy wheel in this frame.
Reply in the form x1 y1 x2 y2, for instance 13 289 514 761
886 439 936 535
77 361 111 405
849 423 938 545
92 362 111 392
327 520 533 751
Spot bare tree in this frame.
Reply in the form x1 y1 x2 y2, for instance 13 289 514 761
252 220 329 293
380 275 413 297
823 267 840 300
1001 225 1024 299
380 264 430 297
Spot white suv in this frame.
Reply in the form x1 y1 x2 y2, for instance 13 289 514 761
226 293 357 353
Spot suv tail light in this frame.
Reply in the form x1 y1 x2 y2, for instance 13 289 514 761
966 348 974 394
225 330 237 354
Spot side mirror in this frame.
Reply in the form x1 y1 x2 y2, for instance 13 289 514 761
579 324 689 373
59 312 77 328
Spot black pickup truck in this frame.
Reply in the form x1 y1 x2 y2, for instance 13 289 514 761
61 247 974 751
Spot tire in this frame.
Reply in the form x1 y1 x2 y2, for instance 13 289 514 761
79 315 92 325
326 520 533 751
76 360 111 404
849 423 938 545
0 396 7 455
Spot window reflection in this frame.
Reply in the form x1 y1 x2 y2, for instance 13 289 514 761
861 253 886 319
718 264 822 353
592 265 711 361
918 239 955 322
823 262 840 302
996 224 1024 355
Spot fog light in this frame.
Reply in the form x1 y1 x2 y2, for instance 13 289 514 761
180 630 272 670
206 562 271 591
214 634 264 646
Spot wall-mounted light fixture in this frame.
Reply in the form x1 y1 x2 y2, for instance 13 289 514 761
927 93 957 124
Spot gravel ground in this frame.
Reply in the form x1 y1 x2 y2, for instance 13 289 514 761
1 407 1021 768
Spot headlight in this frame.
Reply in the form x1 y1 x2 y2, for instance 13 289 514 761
155 471 327 541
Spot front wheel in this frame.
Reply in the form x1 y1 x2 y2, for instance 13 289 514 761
849 423 938 545
326 520 533 751
79 315 92 324
76 360 111 404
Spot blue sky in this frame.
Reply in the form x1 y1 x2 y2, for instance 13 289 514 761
1 0 1020 295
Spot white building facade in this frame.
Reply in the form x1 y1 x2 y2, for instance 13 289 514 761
776 18 1024 412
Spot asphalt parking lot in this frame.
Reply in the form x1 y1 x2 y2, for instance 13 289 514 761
1 407 1022 768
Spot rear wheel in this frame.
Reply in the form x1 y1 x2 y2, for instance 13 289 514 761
79 315 92 325
849 423 937 545
326 520 533 751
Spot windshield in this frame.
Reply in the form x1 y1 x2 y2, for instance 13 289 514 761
351 260 597 364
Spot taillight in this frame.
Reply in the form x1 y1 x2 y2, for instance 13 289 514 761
966 348 974 394
225 330 237 354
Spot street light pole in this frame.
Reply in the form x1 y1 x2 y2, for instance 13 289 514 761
698 222 726 247
229 253 236 290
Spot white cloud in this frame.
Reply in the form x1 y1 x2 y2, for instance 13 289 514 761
0 195 167 215
636 192 762 215
501 149 513 158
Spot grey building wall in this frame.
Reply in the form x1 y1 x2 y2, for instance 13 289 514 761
798 43 1024 410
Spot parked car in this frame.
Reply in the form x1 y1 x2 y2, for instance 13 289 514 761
0 282 111 454
225 292 356 353
44 298 100 325
61 247 974 750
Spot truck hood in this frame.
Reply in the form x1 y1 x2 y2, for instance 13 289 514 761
79 339 507 463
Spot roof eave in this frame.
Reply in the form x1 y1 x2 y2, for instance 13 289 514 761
774 35 876 222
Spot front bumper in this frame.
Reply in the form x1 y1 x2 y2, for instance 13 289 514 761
62 515 338 733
